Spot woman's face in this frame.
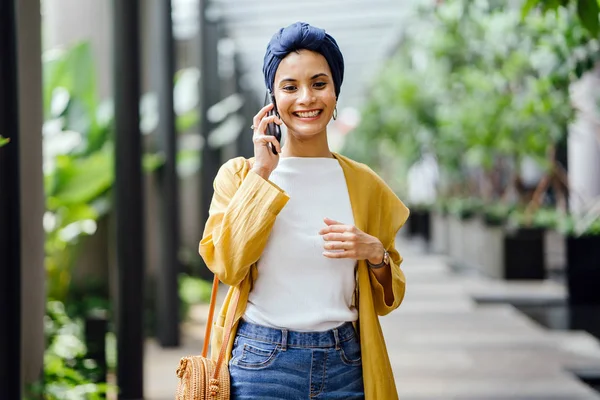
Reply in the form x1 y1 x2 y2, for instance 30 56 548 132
273 50 337 139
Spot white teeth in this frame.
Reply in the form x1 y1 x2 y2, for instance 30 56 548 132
296 110 320 118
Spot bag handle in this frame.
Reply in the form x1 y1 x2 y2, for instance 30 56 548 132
201 275 241 378
201 276 219 358
201 160 249 378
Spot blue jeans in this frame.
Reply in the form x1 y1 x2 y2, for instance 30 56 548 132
229 320 365 399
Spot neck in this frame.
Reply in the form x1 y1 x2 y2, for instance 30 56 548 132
281 131 334 158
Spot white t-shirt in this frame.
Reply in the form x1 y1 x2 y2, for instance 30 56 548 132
243 156 358 331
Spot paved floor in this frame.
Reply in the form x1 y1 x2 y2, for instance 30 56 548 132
145 238 600 399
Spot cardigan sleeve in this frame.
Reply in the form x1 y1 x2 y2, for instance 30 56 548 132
199 158 289 287
369 185 410 316
369 249 406 316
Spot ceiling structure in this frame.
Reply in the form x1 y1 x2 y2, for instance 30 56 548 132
202 0 425 112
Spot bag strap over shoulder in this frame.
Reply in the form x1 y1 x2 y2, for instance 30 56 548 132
201 275 241 377
201 276 219 358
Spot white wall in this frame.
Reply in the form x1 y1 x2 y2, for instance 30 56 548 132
42 0 113 98
568 64 600 214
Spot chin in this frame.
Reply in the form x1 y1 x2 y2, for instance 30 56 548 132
288 121 329 135
289 127 326 139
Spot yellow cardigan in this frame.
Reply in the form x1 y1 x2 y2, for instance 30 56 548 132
199 152 409 400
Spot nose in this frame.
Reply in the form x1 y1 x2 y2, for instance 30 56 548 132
298 86 315 105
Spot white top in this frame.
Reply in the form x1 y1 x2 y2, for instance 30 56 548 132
243 156 358 331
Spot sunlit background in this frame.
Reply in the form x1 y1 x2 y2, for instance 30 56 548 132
1 0 600 399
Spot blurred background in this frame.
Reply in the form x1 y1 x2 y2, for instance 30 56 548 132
1 0 600 399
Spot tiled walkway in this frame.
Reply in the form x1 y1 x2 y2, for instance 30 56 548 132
145 238 600 399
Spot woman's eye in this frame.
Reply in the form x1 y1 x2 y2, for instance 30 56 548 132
283 86 297 91
314 82 327 88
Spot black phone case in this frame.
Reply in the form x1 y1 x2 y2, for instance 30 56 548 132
265 92 281 155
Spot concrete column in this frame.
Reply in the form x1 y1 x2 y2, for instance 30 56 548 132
17 0 46 388
568 64 600 214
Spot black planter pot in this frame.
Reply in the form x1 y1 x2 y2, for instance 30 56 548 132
406 212 419 236
566 235 600 306
408 209 431 241
416 209 431 242
503 227 546 280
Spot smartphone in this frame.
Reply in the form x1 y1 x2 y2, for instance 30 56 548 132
264 91 281 155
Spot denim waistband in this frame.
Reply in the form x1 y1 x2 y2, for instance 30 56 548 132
236 320 357 349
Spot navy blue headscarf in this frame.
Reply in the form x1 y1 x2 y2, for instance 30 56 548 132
263 22 345 99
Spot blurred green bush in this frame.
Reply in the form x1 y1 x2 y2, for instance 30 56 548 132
43 41 203 303
38 39 208 395
344 0 599 233
25 301 113 400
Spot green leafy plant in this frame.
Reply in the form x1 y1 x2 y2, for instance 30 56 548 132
345 0 597 223
43 41 201 301
558 213 600 236
38 38 206 399
508 207 560 229
179 273 213 321
483 203 516 226
522 0 600 37
447 197 484 220
25 301 113 400
43 42 115 301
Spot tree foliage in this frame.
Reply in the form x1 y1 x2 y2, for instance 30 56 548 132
522 0 600 37
344 0 599 199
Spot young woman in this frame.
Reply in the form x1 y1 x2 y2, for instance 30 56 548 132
199 21 409 400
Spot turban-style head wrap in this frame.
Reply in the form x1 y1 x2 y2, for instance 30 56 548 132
263 22 345 99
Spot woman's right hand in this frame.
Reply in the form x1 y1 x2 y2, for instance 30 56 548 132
251 103 283 179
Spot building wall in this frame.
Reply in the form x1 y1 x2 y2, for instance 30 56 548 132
568 65 600 215
42 0 113 98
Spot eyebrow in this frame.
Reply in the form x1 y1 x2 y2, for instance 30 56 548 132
279 73 329 84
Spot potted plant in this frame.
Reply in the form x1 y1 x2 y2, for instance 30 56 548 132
407 203 432 243
342 0 595 277
501 208 559 280
477 203 513 279
559 214 600 305
539 208 566 278
446 197 484 265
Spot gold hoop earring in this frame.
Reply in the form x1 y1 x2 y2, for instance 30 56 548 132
333 107 338 120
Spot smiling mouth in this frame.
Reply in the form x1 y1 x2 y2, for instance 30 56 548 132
293 110 322 118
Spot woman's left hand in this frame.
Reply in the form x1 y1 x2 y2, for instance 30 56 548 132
319 217 385 264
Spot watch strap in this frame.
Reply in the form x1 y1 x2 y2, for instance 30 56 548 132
367 249 389 269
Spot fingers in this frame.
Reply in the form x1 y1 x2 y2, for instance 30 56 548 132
256 115 282 135
253 133 281 154
252 112 282 154
319 224 353 235
323 250 353 259
323 241 353 251
324 217 344 226
321 232 352 242
252 103 274 129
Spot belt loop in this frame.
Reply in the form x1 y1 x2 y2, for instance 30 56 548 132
281 329 288 351
333 328 340 350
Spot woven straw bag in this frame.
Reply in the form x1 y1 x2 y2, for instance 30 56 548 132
175 276 240 400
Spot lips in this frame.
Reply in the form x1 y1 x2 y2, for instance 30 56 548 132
293 110 322 118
